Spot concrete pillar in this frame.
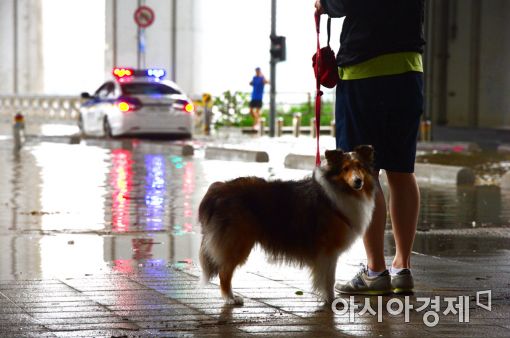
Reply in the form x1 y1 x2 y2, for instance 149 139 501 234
0 1 15 94
0 0 43 94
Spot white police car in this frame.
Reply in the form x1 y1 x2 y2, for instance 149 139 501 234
78 68 194 138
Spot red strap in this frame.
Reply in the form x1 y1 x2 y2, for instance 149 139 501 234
314 13 322 167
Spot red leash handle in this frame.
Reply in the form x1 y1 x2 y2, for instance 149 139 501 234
314 12 323 167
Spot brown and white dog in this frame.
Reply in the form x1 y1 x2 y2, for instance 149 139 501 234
198 146 377 305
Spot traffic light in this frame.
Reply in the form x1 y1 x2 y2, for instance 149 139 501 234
270 35 286 62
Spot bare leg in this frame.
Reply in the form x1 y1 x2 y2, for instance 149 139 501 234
363 173 387 272
249 107 255 125
386 171 420 269
253 108 261 127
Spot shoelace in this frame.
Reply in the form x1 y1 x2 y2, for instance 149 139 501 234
354 263 368 278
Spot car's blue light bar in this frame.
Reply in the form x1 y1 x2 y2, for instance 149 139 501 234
113 68 166 80
147 68 166 79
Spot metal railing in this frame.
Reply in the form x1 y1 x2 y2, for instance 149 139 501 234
1 91 336 121
0 95 80 120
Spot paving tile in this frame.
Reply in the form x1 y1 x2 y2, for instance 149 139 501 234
0 250 507 337
50 329 148 337
424 324 510 337
19 300 100 309
46 322 140 332
30 311 117 320
0 330 55 338
237 324 333 334
34 315 132 326
24 305 110 314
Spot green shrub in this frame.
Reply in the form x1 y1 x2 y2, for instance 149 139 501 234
211 90 334 128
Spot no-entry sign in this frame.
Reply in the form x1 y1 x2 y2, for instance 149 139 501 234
134 6 155 28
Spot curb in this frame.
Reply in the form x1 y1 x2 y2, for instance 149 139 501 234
205 146 269 162
284 153 321 170
501 171 510 189
414 163 475 185
82 139 194 156
82 138 126 149
417 141 480 152
137 142 194 156
283 153 475 185
498 143 510 154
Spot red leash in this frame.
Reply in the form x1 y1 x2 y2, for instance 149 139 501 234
314 13 323 167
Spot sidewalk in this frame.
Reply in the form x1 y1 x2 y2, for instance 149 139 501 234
0 251 508 337
0 122 509 337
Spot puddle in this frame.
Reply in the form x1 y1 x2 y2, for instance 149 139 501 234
0 137 510 279
417 151 510 185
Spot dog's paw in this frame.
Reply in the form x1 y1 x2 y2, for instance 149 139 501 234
225 295 244 306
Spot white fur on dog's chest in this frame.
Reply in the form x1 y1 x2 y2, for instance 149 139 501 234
336 193 375 234
314 168 375 234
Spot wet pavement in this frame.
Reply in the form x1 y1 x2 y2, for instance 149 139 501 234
0 117 509 337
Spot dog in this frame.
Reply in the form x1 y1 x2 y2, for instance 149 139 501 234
198 145 377 305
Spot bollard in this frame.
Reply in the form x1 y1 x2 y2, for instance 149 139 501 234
420 119 432 141
258 117 266 136
202 93 213 136
310 117 316 138
293 112 302 137
330 119 336 137
13 112 26 151
203 105 212 135
276 117 283 137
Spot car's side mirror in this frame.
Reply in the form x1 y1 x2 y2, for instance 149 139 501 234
80 92 92 99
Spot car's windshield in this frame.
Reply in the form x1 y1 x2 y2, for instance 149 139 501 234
121 82 181 95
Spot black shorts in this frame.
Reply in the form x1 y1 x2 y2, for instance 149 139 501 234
249 100 263 109
335 72 423 173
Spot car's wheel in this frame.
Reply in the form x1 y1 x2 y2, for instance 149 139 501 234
103 117 113 138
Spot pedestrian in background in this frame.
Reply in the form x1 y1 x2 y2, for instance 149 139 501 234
315 0 425 295
249 67 269 129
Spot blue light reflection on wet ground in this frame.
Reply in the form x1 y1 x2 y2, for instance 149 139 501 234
0 139 509 279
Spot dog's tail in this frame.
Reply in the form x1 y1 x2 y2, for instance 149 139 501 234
198 182 225 286
198 181 224 226
199 237 219 286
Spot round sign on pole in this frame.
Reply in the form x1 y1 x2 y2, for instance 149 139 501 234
134 6 155 28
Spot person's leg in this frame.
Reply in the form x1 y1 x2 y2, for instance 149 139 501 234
335 79 393 295
386 171 420 269
249 106 255 125
362 171 387 272
253 107 260 126
336 173 392 295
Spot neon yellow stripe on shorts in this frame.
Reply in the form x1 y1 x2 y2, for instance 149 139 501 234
338 52 423 80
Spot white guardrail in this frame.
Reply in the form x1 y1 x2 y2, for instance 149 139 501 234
0 95 80 120
0 92 336 123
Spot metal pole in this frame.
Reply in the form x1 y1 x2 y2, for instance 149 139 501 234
269 0 277 137
113 0 117 67
137 0 142 69
13 0 18 94
171 0 177 81
468 0 481 128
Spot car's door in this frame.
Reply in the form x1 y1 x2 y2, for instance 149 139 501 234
83 82 116 134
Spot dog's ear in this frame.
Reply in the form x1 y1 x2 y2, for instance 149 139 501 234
325 149 345 166
354 145 374 165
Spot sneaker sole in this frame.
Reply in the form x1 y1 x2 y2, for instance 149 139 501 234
392 287 414 295
336 289 392 296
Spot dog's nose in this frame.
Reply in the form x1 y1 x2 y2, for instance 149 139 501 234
353 177 363 190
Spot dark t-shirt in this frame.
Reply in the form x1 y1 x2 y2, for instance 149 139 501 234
320 0 425 66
